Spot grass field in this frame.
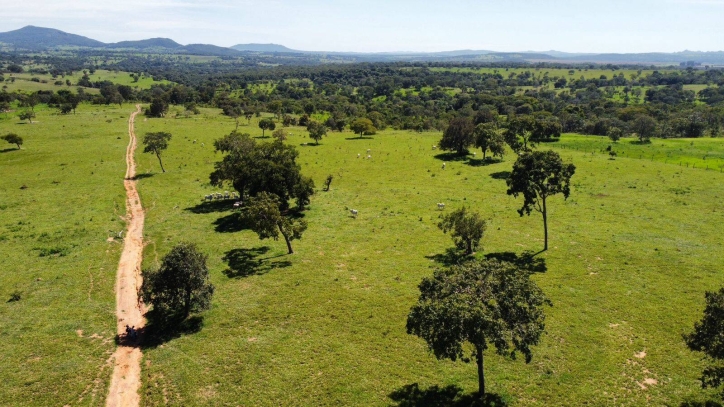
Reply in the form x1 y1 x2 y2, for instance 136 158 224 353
0 104 131 406
2 69 171 93
2 104 724 405
129 109 724 405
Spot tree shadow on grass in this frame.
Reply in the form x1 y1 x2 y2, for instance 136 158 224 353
484 251 547 273
389 383 508 407
425 247 470 267
434 152 469 162
130 173 154 181
300 143 321 147
222 246 292 278
345 136 373 140
115 314 204 349
185 200 234 214
0 148 18 153
213 212 252 233
466 158 503 167
489 171 511 181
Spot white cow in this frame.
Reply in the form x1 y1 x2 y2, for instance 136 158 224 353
357 153 361 158
367 149 371 154
350 209 358 217
437 203 445 210
367 155 371 159
442 162 446 170
432 145 437 150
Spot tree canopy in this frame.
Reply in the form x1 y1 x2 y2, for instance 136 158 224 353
506 150 576 251
210 132 314 209
437 207 487 255
2 133 23 149
142 131 172 173
140 242 214 323
306 120 328 145
241 192 308 254
259 117 276 137
474 123 505 160
350 118 377 137
685 287 724 396
407 258 549 397
439 117 475 155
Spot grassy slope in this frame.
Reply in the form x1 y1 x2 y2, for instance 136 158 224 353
2 69 171 93
0 104 132 405
133 109 724 406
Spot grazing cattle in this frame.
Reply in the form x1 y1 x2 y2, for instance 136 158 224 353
432 145 437 150
357 153 360 158
367 155 371 159
224 191 230 199
350 209 358 217
442 162 446 169
193 140 197 144
215 193 222 200
201 143 205 147
204 194 212 201
473 152 476 156
233 201 242 208
367 149 371 154
437 203 445 210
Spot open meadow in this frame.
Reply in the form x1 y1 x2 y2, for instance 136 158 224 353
1 102 724 405
0 104 130 406
128 108 724 405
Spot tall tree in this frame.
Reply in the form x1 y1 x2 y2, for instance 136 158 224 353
143 132 172 173
632 115 657 143
407 259 549 398
437 207 487 255
685 287 724 397
210 133 314 210
439 117 475 155
504 115 536 154
242 192 308 254
258 118 276 137
349 118 377 137
474 123 505 160
2 133 23 149
307 120 328 145
506 150 576 251
140 242 214 322
18 110 35 124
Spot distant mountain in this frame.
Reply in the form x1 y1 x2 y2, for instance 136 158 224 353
0 25 105 49
107 38 181 49
181 44 242 56
231 43 298 52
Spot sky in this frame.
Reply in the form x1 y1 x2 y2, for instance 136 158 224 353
0 0 722 53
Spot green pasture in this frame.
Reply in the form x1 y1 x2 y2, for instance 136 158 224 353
129 107 724 405
0 104 131 406
2 69 171 93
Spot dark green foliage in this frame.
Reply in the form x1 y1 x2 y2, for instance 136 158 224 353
437 207 487 255
17 110 35 124
324 174 333 191
685 287 724 396
306 120 327 145
140 242 214 322
506 150 575 251
632 115 657 143
241 192 308 254
440 117 475 155
406 258 549 397
258 117 276 137
142 132 172 173
2 133 23 149
146 97 168 118
474 123 505 160
350 118 377 137
608 127 623 143
210 132 314 210
504 115 535 154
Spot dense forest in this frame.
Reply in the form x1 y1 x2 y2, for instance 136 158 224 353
2 51 723 141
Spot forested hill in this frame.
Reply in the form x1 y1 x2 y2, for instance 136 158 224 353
1 25 724 65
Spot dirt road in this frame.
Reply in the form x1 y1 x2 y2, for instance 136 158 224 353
105 105 145 407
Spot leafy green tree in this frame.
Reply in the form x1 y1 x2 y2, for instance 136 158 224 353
507 150 576 251
258 117 276 137
350 118 377 137
307 120 328 145
632 115 656 143
406 259 550 398
18 110 35 124
210 133 314 210
474 123 505 160
272 128 288 141
439 117 475 155
143 132 172 173
2 133 23 149
437 207 487 255
140 242 214 322
242 192 308 254
685 287 724 396
504 115 536 154
608 127 623 143
324 174 333 191
146 97 168 118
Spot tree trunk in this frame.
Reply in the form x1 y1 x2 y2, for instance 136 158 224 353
482 148 486 160
279 224 294 254
466 239 473 256
476 345 485 397
156 153 166 173
15 143 21 149
542 196 548 251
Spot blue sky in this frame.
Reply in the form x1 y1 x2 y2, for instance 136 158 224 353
0 0 722 52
